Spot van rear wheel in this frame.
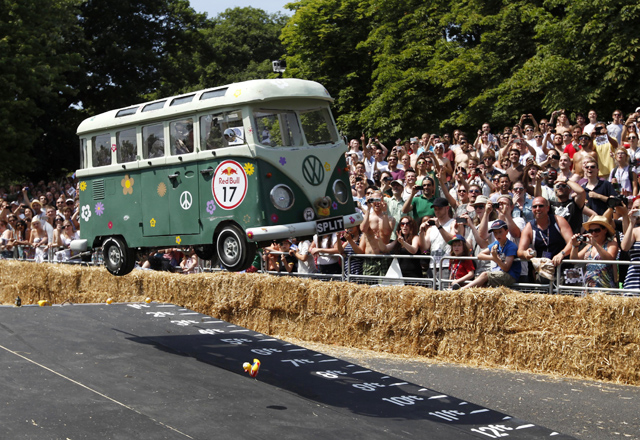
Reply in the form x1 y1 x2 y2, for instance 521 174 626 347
102 237 135 276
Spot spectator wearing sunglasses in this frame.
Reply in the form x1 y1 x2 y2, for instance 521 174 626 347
607 110 624 144
627 133 640 175
518 197 573 276
549 177 586 234
581 157 616 216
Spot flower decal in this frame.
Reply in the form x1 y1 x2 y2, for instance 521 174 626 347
279 157 287 166
271 214 279 223
349 216 355 224
206 200 216 215
111 144 117 152
243 163 255 176
332 201 338 210
108 221 113 229
79 181 87 192
176 236 181 245
150 218 156 228
95 202 105 216
157 182 167 197
121 174 134 195
234 89 242 98
324 162 331 171
243 214 251 224
81 205 92 222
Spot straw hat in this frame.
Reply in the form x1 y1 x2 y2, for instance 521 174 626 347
583 215 615 236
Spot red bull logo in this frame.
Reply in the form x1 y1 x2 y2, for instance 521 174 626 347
221 167 238 176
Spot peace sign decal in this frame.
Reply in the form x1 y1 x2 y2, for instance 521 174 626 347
180 191 193 210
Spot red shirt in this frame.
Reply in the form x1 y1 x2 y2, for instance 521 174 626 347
450 259 475 280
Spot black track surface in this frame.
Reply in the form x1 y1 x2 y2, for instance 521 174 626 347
0 303 575 439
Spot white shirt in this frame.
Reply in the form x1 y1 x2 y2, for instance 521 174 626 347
296 240 318 274
427 218 456 268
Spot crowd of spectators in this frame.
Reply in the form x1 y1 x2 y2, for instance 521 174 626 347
0 178 81 262
263 108 640 294
4 108 640 291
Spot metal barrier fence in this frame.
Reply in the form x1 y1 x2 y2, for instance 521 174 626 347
3 246 640 296
556 259 640 296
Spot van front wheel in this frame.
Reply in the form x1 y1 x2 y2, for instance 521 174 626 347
216 225 250 272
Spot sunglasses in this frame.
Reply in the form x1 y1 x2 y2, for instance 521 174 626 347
417 161 425 165
629 137 638 140
584 165 597 170
399 222 411 226
532 204 546 209
458 189 467 193
469 189 481 193
513 187 525 192
587 227 602 234
550 156 560 160
474 205 485 209
563 133 571 137
534 135 542 139
555 184 569 189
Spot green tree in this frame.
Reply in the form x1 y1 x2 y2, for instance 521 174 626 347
0 0 82 182
281 0 373 135
77 0 206 114
194 7 289 89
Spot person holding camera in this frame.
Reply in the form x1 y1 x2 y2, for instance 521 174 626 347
570 216 618 290
581 156 617 216
591 123 618 178
609 147 637 197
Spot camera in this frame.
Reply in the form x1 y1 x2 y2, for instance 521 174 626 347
607 196 628 208
427 219 437 226
594 126 603 135
271 60 286 73
455 217 466 224
368 198 381 204
492 202 500 210
475 167 481 174
576 235 587 243
541 171 549 178
383 176 393 182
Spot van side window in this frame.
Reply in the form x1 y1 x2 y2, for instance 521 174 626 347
92 134 112 167
143 123 164 158
200 111 244 150
117 128 137 163
170 119 194 155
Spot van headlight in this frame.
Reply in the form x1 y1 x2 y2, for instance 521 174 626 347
270 185 294 210
333 180 349 204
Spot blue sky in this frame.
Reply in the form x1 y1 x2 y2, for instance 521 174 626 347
188 0 293 18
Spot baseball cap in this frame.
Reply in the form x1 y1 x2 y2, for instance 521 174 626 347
391 179 404 186
472 195 489 205
489 219 508 231
447 234 466 245
432 197 449 208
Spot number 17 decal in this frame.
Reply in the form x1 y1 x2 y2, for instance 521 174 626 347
212 160 248 210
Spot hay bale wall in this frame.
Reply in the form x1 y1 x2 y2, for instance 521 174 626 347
1 260 639 385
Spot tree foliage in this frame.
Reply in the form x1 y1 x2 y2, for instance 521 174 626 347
0 0 82 181
282 0 640 137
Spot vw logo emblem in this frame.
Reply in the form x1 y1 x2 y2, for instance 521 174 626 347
302 156 325 186
180 191 193 210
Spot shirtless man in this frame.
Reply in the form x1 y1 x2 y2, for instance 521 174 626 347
360 190 394 245
572 133 598 180
454 137 479 170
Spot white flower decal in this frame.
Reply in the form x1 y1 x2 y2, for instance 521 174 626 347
81 204 92 222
